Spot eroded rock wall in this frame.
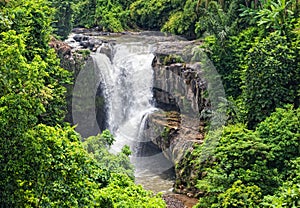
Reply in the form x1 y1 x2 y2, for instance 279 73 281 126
146 51 211 196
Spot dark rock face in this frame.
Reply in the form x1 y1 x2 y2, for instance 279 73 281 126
145 110 204 164
73 34 89 42
49 37 107 133
98 43 114 61
152 57 210 116
146 49 211 197
49 37 72 58
49 37 88 124
95 83 108 132
152 88 180 111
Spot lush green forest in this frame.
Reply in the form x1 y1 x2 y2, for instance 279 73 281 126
0 0 165 207
1 0 300 207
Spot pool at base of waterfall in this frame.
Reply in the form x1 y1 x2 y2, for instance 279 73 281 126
132 140 175 194
135 173 175 194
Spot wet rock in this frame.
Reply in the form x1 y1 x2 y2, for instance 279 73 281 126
71 27 91 34
73 34 89 42
146 110 204 164
74 36 103 51
80 40 89 48
49 37 90 124
49 37 72 58
152 55 210 117
149 51 210 197
99 43 114 61
153 40 202 57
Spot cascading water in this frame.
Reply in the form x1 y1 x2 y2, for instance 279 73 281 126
92 38 174 193
93 42 155 151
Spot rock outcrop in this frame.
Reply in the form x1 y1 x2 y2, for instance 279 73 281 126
144 42 212 196
49 37 107 133
148 42 210 161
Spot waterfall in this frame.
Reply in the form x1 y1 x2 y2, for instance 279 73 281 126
92 42 156 153
91 40 174 193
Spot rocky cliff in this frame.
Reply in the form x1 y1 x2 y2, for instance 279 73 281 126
144 42 213 196
50 37 107 134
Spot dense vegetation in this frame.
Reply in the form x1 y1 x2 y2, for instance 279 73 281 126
0 0 165 207
1 0 299 207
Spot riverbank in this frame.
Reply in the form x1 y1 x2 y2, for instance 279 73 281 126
163 194 198 208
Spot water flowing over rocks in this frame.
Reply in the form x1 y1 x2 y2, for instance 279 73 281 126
58 30 211 198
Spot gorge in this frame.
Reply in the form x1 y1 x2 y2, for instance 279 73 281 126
64 30 226 196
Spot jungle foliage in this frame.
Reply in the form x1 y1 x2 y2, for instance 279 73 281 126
1 0 299 207
174 1 299 207
193 106 300 208
0 0 165 207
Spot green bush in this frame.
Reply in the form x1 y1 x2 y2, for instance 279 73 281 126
0 2 168 207
243 33 299 129
218 180 262 208
130 0 178 30
0 124 102 207
191 106 299 207
162 0 198 38
83 131 134 179
196 125 280 196
256 106 300 174
95 173 166 208
73 0 132 32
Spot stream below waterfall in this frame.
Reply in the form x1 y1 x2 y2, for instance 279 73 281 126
70 33 183 194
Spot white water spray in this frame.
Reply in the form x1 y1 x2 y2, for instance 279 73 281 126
92 42 156 153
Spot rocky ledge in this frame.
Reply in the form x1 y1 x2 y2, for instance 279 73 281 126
145 43 211 196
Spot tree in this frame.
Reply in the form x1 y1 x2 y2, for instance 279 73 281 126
95 173 166 208
0 31 48 137
0 124 105 207
256 106 300 173
194 125 279 207
195 1 240 43
83 131 134 179
255 0 295 35
162 0 198 39
0 0 71 126
1 0 54 60
243 32 299 129
73 0 133 32
0 1 168 207
49 0 74 40
130 0 180 30
218 180 262 208
73 0 97 28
